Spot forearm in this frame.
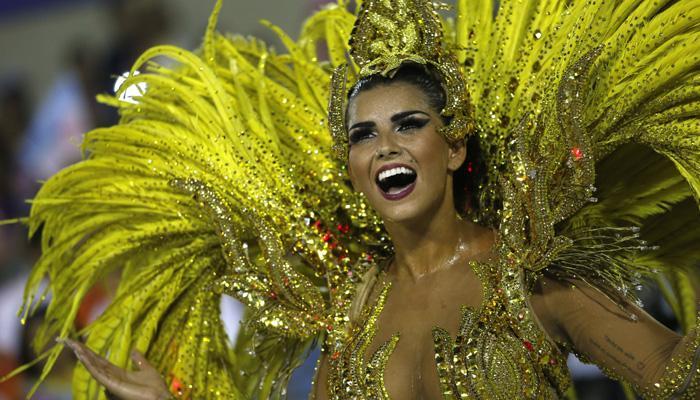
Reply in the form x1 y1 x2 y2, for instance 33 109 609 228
534 277 700 399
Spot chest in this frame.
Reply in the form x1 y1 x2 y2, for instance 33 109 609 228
365 268 483 399
327 261 571 400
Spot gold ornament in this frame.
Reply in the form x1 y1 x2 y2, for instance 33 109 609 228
328 0 474 159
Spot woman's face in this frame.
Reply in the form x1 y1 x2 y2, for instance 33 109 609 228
346 82 466 224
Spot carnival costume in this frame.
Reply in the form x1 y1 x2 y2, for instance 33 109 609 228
5 0 700 398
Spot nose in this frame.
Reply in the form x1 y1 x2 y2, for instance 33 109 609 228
375 133 401 160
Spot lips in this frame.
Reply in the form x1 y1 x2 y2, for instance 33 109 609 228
374 163 417 201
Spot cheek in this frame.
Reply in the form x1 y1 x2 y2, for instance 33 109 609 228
411 136 451 172
347 149 371 191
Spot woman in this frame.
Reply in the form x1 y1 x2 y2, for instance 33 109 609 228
315 64 698 398
61 61 699 399
14 0 700 398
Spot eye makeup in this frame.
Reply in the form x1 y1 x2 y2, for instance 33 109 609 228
349 128 375 145
396 116 430 132
347 110 432 145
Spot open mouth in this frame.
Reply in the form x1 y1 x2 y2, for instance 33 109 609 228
375 165 417 199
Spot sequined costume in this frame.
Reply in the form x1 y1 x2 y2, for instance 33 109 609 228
6 0 700 399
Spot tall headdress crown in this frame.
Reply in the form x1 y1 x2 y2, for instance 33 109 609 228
329 0 474 158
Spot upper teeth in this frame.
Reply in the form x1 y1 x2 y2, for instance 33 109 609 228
378 167 415 182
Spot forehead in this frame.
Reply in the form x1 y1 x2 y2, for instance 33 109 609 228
346 82 434 124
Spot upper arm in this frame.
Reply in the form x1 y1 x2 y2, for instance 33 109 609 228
530 276 681 388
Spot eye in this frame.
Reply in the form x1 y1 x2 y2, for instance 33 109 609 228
397 117 430 132
348 129 375 145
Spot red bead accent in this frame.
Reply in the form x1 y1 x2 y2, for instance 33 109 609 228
326 324 334 332
571 147 584 161
269 291 278 300
170 377 183 394
322 232 332 242
467 161 474 173
331 351 340 360
313 220 322 230
523 340 534 351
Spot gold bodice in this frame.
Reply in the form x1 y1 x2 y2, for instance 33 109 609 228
325 259 572 399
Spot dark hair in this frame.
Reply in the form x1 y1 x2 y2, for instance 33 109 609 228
346 63 482 216
347 63 448 121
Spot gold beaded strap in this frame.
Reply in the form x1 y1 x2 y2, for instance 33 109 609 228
640 318 700 399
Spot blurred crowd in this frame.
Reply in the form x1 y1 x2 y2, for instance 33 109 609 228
0 2 175 398
0 1 679 399
0 1 326 398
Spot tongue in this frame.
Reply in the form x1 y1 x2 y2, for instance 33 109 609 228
387 183 412 194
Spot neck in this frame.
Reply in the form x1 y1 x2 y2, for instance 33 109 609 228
384 198 482 282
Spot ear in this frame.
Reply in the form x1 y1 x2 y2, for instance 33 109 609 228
447 139 467 172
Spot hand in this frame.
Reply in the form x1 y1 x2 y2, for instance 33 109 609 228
60 338 172 400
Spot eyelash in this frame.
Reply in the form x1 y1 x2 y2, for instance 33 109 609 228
349 129 374 145
348 118 430 145
397 118 429 132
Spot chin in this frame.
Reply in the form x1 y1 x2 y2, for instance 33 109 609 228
378 204 423 224
369 182 446 226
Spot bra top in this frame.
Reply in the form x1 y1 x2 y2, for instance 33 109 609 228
324 258 572 399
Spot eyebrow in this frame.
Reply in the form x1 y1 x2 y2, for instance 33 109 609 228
391 110 430 122
348 110 430 131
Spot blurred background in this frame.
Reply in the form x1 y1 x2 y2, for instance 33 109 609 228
0 0 678 399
